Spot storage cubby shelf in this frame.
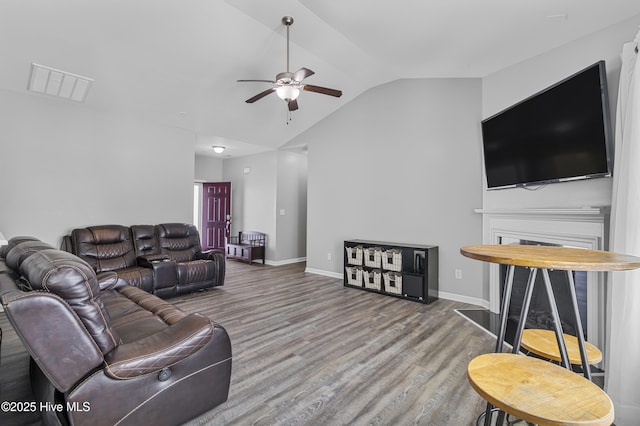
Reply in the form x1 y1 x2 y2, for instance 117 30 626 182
344 239 438 304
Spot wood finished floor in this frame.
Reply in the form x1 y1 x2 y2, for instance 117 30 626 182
0 260 495 425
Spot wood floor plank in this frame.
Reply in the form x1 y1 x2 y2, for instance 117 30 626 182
0 260 494 425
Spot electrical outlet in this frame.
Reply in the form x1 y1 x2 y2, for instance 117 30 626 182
327 253 332 261
455 269 463 279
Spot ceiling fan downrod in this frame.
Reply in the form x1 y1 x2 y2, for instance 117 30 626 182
282 16 294 73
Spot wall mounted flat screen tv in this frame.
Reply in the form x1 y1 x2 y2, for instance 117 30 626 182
481 61 613 190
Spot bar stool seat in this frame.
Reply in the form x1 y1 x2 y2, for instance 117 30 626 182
521 329 603 365
468 353 614 426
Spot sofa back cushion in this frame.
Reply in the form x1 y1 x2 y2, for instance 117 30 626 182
131 225 159 257
1 236 43 258
155 223 202 262
3 238 55 271
20 249 120 354
71 225 137 273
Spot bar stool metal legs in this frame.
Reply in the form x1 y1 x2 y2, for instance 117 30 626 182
565 269 592 379
483 265 516 426
479 264 599 424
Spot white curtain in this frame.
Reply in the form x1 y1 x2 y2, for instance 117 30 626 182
606 28 640 425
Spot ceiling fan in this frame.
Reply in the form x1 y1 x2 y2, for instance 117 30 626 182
238 16 342 112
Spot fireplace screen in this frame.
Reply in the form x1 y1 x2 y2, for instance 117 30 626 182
500 240 588 338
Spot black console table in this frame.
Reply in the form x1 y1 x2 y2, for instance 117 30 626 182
343 239 438 304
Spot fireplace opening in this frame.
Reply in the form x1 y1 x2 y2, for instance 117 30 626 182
501 240 588 339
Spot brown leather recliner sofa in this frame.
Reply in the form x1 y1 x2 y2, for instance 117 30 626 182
0 236 232 426
64 223 225 298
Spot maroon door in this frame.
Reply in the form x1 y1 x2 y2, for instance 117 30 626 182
201 182 231 250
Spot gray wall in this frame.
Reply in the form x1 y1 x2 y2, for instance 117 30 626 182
195 155 223 182
223 152 277 248
297 78 485 304
275 150 308 262
0 89 194 246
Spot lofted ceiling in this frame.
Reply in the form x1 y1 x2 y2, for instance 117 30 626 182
1 0 639 158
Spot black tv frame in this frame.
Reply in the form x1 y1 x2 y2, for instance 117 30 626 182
481 61 613 190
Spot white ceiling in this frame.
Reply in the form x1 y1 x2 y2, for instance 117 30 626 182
2 0 639 158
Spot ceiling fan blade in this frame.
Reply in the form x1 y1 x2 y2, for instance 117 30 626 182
237 79 276 83
245 88 275 103
292 67 315 82
288 99 299 111
303 84 342 98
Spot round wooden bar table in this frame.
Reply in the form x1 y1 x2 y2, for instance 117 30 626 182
461 244 640 426
460 244 640 272
461 245 640 374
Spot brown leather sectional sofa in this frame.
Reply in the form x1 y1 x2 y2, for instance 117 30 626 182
0 236 232 426
63 223 225 298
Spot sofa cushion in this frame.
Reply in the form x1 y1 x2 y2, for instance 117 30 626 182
4 238 54 271
2 239 56 291
110 266 155 293
156 223 201 262
72 225 137 273
20 249 120 354
1 236 44 258
131 224 159 256
101 286 187 342
98 285 215 380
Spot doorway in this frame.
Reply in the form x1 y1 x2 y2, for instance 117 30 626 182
201 182 231 250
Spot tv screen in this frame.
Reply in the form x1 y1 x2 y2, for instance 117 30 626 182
481 61 612 189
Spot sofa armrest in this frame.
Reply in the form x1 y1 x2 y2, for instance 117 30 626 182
196 249 225 263
103 313 214 379
2 290 104 392
97 271 128 291
196 250 225 285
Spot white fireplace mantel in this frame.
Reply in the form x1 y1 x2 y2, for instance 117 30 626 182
476 206 610 358
476 207 609 254
475 206 609 221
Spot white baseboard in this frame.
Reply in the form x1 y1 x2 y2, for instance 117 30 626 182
265 257 306 267
304 268 490 308
304 267 343 279
438 291 489 309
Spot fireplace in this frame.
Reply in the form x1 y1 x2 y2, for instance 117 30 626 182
501 240 588 339
478 207 609 363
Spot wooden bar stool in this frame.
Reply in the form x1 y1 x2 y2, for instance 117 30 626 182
468 353 614 426
521 329 602 367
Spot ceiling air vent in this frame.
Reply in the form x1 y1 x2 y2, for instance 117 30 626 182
27 63 93 102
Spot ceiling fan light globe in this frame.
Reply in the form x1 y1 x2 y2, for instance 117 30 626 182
276 85 300 102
